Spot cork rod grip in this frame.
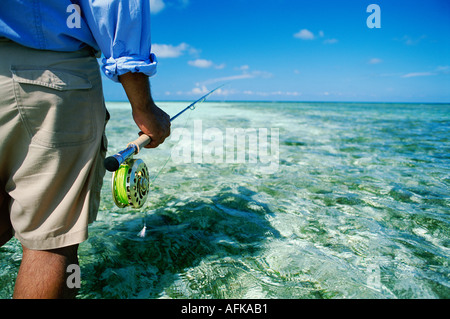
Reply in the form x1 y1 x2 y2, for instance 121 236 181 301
128 134 151 154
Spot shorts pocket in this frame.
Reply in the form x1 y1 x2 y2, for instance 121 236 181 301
11 67 95 148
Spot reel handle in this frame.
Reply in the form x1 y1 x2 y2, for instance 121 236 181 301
104 134 152 172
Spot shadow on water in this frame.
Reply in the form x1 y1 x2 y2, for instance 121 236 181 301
79 186 280 299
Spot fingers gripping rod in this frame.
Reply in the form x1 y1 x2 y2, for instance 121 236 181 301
104 85 224 172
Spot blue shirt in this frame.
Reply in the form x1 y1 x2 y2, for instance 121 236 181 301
0 0 157 82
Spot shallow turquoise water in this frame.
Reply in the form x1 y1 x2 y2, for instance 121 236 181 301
1 101 449 298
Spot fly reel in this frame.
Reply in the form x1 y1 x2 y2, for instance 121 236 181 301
111 158 150 209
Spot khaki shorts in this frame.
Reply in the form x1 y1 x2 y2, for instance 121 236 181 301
0 38 108 250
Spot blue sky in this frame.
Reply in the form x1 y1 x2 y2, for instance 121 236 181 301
102 0 450 103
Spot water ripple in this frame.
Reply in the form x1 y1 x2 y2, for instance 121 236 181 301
0 102 449 299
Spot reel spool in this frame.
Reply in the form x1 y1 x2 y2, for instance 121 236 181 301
111 158 150 209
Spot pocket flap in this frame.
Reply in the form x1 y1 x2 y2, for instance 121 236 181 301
11 67 92 91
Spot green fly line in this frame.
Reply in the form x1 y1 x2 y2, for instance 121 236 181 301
112 162 130 207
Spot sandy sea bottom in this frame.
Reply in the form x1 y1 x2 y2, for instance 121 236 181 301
1 101 449 299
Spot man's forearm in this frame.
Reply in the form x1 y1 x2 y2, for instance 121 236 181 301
118 72 171 148
118 72 155 111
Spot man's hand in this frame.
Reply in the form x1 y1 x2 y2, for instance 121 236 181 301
132 102 170 148
119 72 170 148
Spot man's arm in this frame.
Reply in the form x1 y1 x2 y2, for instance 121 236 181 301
118 72 170 148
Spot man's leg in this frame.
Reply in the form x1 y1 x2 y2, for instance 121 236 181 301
0 188 13 247
13 244 79 299
0 40 106 299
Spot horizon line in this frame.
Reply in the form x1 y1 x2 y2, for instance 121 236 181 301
104 99 450 105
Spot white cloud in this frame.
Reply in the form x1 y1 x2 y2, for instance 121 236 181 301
200 72 271 87
186 87 301 98
243 90 302 97
294 29 338 44
200 74 254 86
323 38 338 44
294 29 315 40
402 72 435 78
189 85 235 97
214 63 226 70
368 58 383 64
250 70 273 79
152 42 197 58
150 0 191 14
192 65 272 88
150 0 166 14
191 86 209 95
188 59 213 68
396 35 427 46
436 66 450 73
188 59 225 69
399 66 450 78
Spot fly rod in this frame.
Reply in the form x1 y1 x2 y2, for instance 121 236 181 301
104 85 223 173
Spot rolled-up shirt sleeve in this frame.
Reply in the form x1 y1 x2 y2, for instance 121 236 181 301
80 0 157 82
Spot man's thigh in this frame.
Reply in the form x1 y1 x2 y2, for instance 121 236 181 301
0 39 107 250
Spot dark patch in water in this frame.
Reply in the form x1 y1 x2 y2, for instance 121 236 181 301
283 140 306 147
79 187 280 298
